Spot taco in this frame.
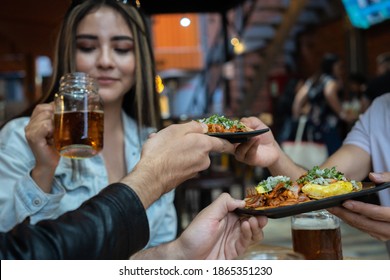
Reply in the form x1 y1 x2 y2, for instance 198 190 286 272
244 166 363 210
297 166 362 199
197 114 252 133
244 175 310 209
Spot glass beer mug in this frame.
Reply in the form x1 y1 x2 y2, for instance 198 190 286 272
54 72 103 159
291 210 343 260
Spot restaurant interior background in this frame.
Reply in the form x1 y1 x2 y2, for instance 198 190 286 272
1 0 390 259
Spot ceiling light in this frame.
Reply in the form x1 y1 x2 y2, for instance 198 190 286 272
180 17 191 27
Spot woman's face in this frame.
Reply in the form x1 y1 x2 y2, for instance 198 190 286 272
332 60 344 79
75 6 135 105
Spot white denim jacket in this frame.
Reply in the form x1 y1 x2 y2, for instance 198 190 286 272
0 111 176 248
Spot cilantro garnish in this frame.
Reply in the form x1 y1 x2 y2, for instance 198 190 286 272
257 176 292 193
198 114 245 130
297 166 346 185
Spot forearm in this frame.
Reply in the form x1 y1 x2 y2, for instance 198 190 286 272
292 85 308 118
130 240 184 260
324 82 345 118
268 143 307 180
120 160 164 209
321 145 371 181
0 183 149 260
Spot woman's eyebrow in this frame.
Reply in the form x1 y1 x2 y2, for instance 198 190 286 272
76 34 98 40
75 34 133 42
111 35 134 42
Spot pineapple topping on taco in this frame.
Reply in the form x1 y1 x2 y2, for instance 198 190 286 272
297 166 362 199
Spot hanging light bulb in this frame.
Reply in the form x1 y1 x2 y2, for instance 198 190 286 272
231 37 245 54
180 17 191 27
231 37 240 47
234 42 245 54
155 75 164 93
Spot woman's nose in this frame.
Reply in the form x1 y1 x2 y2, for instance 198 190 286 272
97 48 114 69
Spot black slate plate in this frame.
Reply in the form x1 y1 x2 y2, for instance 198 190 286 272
208 128 270 143
235 182 390 218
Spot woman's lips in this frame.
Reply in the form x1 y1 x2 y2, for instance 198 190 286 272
97 77 118 86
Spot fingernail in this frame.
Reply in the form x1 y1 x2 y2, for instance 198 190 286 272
343 201 354 209
199 122 208 132
235 199 246 206
370 172 383 181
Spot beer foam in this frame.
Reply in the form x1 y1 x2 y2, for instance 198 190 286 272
291 218 339 230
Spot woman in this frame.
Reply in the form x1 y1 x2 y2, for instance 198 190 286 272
0 0 175 248
292 53 354 155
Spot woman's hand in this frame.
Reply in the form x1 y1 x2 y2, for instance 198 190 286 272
25 103 60 192
328 172 390 241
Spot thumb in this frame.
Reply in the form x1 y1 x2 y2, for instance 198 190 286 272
198 193 245 220
368 172 390 184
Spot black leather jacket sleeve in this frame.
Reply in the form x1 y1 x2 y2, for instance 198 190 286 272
0 183 150 259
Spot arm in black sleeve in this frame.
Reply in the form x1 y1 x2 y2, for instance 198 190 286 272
0 183 149 259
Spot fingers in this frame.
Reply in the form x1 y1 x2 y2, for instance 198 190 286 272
239 220 251 241
208 193 267 243
30 103 54 121
239 216 267 248
199 193 244 221
148 132 157 139
160 121 207 137
240 117 266 130
25 104 55 145
184 120 208 134
369 172 390 184
223 193 246 213
207 136 235 154
26 120 55 143
256 215 268 229
247 216 267 242
165 121 234 153
341 200 389 221
149 121 234 155
234 138 257 162
328 201 390 241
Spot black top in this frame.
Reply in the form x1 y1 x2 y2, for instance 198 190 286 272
0 183 149 259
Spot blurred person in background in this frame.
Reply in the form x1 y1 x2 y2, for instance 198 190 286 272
292 53 355 155
345 72 369 114
365 52 390 102
341 72 370 134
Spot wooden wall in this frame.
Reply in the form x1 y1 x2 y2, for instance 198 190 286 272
296 16 390 81
153 14 203 70
0 0 67 105
364 22 390 78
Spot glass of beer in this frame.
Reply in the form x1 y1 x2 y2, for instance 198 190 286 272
54 72 103 159
291 210 343 260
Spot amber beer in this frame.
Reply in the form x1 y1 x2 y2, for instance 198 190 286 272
54 110 104 158
291 210 343 260
54 72 103 158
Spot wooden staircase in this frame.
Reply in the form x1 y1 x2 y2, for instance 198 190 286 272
205 0 342 116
